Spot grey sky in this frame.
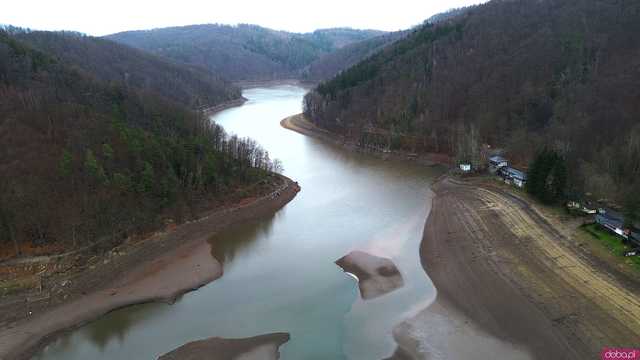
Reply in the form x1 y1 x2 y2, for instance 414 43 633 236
1 0 485 36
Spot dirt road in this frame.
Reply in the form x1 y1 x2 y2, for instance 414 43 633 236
421 176 640 359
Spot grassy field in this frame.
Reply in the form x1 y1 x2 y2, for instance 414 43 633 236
582 224 640 271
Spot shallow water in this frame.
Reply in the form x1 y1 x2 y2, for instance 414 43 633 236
35 85 443 360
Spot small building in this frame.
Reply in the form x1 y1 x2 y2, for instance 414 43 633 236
596 209 640 247
488 156 508 173
499 167 528 188
596 213 628 238
567 200 597 215
459 163 471 172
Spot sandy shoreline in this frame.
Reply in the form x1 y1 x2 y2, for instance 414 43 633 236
0 177 300 360
419 176 640 359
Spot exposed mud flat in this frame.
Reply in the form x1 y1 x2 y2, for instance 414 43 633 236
158 333 290 360
336 250 404 300
389 300 532 360
0 179 300 360
416 176 640 359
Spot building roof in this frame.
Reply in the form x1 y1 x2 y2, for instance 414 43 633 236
502 167 527 181
489 155 508 163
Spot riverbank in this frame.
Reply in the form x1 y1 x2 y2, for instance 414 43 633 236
0 175 300 360
418 176 640 359
202 96 248 117
234 79 316 90
280 114 451 167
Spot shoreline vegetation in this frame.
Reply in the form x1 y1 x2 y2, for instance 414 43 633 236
201 96 248 117
281 114 452 167
280 115 640 359
0 175 300 360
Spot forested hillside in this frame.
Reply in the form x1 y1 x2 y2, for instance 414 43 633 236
0 31 279 259
302 31 405 81
425 6 475 24
106 24 385 80
305 0 640 206
11 29 240 109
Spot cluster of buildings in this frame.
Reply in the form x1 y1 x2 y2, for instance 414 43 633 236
459 155 639 251
488 156 528 188
458 155 528 188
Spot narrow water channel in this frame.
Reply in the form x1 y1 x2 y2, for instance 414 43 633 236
35 85 443 359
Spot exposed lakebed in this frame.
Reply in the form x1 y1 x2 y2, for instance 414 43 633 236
35 85 443 359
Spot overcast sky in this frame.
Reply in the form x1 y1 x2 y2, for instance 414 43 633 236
1 0 485 36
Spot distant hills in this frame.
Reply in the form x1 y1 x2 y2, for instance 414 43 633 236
106 24 386 81
13 30 240 109
305 0 640 204
302 31 406 81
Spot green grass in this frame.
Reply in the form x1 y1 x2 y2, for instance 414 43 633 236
582 224 640 271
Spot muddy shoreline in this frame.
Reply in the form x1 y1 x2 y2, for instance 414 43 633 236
419 176 640 359
281 114 451 167
202 97 248 117
233 79 316 90
0 176 300 360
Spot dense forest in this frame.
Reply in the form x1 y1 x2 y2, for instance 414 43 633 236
305 0 640 209
8 28 241 110
0 30 279 259
302 31 405 81
106 24 385 80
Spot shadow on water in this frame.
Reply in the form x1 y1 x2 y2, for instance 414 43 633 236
46 302 169 355
208 209 279 266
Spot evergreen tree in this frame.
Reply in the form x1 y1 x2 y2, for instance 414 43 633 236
527 149 567 204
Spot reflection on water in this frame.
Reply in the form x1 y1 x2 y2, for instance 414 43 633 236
36 85 443 360
84 304 167 351
208 211 278 265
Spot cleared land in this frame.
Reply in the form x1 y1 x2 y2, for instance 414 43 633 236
421 176 640 359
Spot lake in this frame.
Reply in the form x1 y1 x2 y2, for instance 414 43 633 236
35 85 442 360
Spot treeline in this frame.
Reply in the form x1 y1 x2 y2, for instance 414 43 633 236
6 27 241 109
106 24 385 81
0 31 279 259
305 0 640 210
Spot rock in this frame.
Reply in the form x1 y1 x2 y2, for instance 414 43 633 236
335 251 404 300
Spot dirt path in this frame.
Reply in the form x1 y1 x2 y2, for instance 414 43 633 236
421 176 640 359
0 177 300 360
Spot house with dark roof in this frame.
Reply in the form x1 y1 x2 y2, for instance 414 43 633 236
595 210 640 247
488 156 508 173
498 166 528 188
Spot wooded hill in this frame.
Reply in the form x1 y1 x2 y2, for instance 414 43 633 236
305 0 640 207
12 29 241 109
0 30 278 259
106 24 385 81
302 31 405 81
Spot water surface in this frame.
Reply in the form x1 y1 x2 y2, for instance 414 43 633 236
36 85 442 360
